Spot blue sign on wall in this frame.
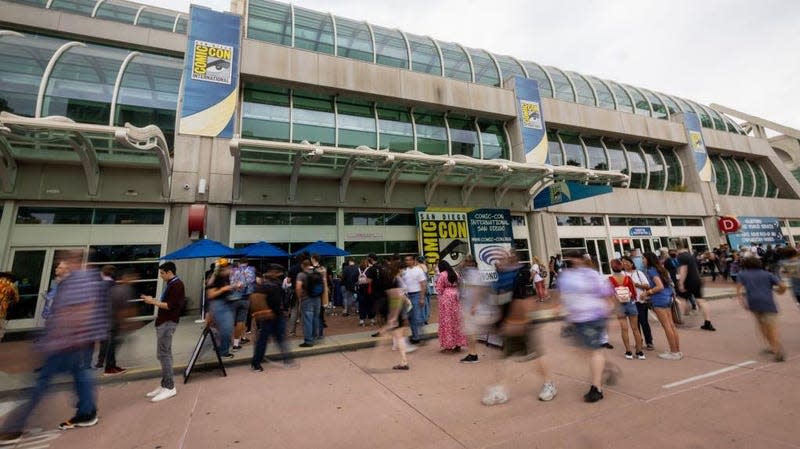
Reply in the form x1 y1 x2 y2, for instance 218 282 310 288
533 180 613 209
512 76 548 164
179 6 241 138
629 227 652 236
727 216 785 250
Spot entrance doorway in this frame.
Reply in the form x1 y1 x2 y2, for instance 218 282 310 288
612 237 664 257
5 247 82 329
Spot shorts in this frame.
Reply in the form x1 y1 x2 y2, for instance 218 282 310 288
234 298 250 323
503 326 540 358
752 311 778 326
650 295 672 309
677 282 702 300
573 319 607 350
617 301 638 317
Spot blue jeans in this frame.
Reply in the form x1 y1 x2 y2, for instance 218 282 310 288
407 292 423 340
300 297 321 345
2 346 96 432
211 300 235 356
423 284 433 322
252 317 291 366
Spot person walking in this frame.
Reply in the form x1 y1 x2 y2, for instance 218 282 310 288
736 256 787 362
459 255 490 364
0 250 108 444
402 254 427 345
141 262 185 402
251 264 293 372
640 252 682 360
230 258 257 351
101 269 138 376
435 260 467 352
676 244 716 331
206 259 236 358
558 250 615 403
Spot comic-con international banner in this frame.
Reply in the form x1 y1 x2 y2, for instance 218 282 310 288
512 76 548 164
416 208 513 281
179 6 241 138
683 112 712 182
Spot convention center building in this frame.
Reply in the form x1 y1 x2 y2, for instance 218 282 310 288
2 0 799 331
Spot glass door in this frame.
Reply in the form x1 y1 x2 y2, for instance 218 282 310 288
586 239 610 274
6 249 47 329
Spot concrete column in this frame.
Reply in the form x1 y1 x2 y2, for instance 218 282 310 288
527 211 558 262
0 200 15 266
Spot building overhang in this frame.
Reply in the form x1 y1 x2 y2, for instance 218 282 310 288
229 136 628 208
0 112 172 197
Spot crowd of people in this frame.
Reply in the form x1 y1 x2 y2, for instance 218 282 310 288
1 241 800 445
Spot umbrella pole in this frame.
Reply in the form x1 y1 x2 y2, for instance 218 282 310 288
195 256 207 324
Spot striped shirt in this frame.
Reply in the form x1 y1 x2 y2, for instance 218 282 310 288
38 268 109 354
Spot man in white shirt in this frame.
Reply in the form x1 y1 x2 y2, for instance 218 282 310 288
402 255 427 344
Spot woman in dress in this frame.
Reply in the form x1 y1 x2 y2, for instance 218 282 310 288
436 260 467 352
530 256 549 301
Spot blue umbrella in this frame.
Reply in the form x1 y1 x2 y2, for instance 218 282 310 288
161 239 238 260
291 240 350 257
240 241 290 258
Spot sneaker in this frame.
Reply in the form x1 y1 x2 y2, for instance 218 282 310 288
646 344 655 351
0 431 23 445
404 344 418 354
658 352 683 360
232 345 242 352
602 342 614 350
583 385 603 403
103 367 127 376
538 382 557 401
700 321 716 331
151 387 177 403
358 320 365 327
251 364 264 372
636 351 646 360
146 386 164 398
58 413 98 430
481 385 509 406
460 354 479 364
222 353 235 358
392 364 410 370
370 319 376 326
241 338 250 344
775 351 785 362
298 342 314 348
624 352 633 360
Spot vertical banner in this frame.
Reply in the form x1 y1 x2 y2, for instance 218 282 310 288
683 112 712 182
179 6 241 138
512 76 548 164
416 208 513 282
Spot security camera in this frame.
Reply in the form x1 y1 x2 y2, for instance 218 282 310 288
183 183 191 191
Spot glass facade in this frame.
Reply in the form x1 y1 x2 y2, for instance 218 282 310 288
625 143 648 189
494 54 525 82
437 41 472 82
586 76 615 110
660 147 683 190
292 91 335 146
546 129 563 166
248 0 293 45
627 85 651 117
608 81 634 114
414 110 448 155
407 33 441 75
241 84 291 142
478 120 508 160
377 104 413 151
604 139 628 187
560 132 585 168
582 136 607 171
337 97 376 149
737 159 755 196
16 207 164 224
545 66 575 102
448 114 479 158
567 71 596 106
522 62 553 98
466 48 499 87
235 210 337 225
371 25 408 69
335 16 373 62
706 155 777 198
642 144 665 190
293 6 335 54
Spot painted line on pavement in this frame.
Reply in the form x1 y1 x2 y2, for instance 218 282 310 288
662 360 757 389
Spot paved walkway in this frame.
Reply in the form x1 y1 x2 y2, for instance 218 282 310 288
0 286 737 397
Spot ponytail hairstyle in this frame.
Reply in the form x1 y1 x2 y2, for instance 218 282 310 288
643 252 670 286
438 260 458 284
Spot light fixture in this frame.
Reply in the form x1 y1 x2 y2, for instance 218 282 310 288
124 189 139 197
45 188 60 194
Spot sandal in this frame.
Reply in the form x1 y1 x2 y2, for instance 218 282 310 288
392 364 410 370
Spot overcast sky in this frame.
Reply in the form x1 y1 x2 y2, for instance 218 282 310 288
140 0 800 131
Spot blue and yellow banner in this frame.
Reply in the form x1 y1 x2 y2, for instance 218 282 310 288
179 6 241 138
532 180 612 209
683 112 712 182
512 76 548 164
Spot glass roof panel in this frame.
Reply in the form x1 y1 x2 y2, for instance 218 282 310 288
174 16 187 34
493 54 525 83
371 25 408 69
624 85 651 116
659 93 679 115
247 0 292 46
406 33 441 75
335 16 373 62
687 100 713 128
6 0 48 5
545 66 575 102
137 9 177 32
641 88 667 118
49 0 96 16
43 43 128 124
437 41 472 82
704 105 727 131
0 32 62 117
521 61 552 97
566 71 595 106
466 48 499 87
607 81 633 113
586 76 614 110
94 1 137 25
293 5 334 54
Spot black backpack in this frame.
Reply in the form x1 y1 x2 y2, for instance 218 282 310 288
305 267 324 297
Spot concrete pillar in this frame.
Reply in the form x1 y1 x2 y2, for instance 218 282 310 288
527 211 559 262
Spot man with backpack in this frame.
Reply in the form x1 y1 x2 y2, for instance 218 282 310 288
296 259 326 347
341 258 359 317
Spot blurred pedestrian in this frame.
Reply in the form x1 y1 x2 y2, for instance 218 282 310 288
736 257 787 362
0 250 108 444
558 250 615 403
676 243 716 331
378 259 413 370
402 254 427 345
141 262 185 402
101 269 139 376
341 258 359 316
608 259 644 360
206 259 236 358
230 257 256 351
436 260 467 352
779 248 800 307
251 264 293 372
459 255 491 364
0 272 19 343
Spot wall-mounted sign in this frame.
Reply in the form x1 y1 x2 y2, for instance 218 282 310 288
629 227 652 236
717 216 741 233
726 216 785 250
512 76 548 164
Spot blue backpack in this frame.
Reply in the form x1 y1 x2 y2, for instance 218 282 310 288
305 268 324 297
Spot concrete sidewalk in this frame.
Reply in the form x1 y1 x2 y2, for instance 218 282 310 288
0 286 736 398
